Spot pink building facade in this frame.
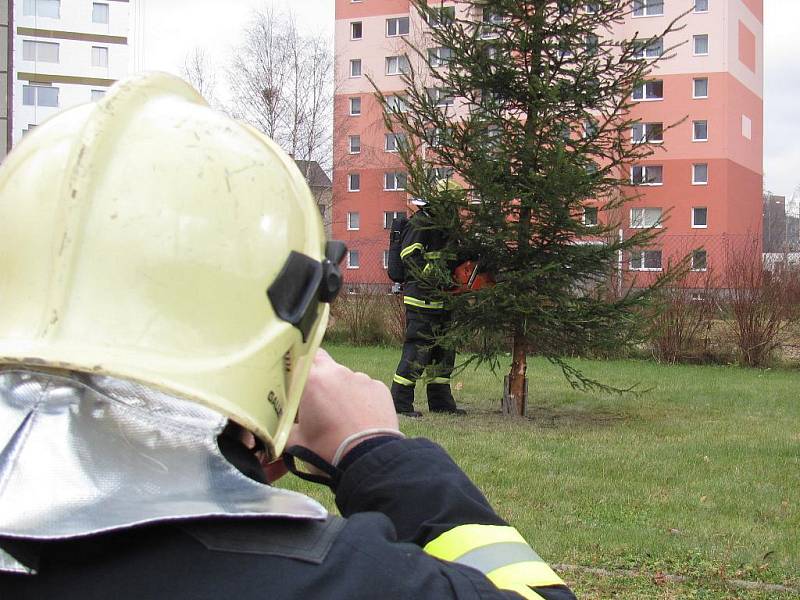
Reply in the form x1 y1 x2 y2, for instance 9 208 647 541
333 1 764 288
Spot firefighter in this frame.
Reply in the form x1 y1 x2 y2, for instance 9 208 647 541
0 73 576 600
391 188 465 418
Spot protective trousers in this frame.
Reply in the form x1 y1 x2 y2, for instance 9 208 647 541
391 307 457 413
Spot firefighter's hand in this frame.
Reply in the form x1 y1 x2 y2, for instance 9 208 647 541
288 349 400 466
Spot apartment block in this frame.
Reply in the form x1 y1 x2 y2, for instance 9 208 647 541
2 0 131 159
332 1 764 288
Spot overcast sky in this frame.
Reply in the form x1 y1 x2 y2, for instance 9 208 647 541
135 0 797 200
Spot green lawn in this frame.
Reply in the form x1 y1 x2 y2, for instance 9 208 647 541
278 344 800 599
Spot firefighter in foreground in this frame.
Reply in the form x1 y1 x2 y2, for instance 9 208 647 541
0 73 576 600
388 189 468 418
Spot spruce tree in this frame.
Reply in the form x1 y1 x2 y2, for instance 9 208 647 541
379 0 688 415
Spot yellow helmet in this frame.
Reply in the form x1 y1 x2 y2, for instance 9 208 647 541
0 72 344 459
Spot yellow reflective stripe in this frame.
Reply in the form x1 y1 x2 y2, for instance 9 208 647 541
424 251 457 260
487 561 565 590
403 296 444 310
422 263 433 275
393 374 415 387
431 377 450 384
424 525 525 562
400 243 424 259
502 585 546 600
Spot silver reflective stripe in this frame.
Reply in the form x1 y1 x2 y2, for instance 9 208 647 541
453 541 543 574
0 547 35 575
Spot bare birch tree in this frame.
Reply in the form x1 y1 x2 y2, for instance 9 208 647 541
182 47 218 106
228 8 334 173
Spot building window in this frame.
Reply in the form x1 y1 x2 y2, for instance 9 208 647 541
386 17 409 37
630 207 663 228
693 34 709 55
91 89 106 101
632 122 663 144
386 95 408 113
347 173 360 192
349 59 362 78
383 250 389 269
22 124 37 136
347 212 360 231
631 250 663 271
632 0 664 17
22 84 59 107
428 47 453 68
92 2 109 24
92 46 109 68
633 37 663 60
384 172 407 191
585 3 600 13
583 206 598 226
693 77 709 98
693 120 708 142
691 250 708 271
692 207 708 228
694 0 709 13
348 135 361 154
22 40 59 63
631 165 663 186
350 21 363 40
384 211 405 229
23 0 60 18
430 166 454 182
426 5 455 28
385 55 410 76
742 114 752 140
349 97 361 116
692 163 709 185
427 88 454 107
347 250 360 269
632 80 663 101
385 132 406 152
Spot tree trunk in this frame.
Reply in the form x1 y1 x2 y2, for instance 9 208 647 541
503 332 528 416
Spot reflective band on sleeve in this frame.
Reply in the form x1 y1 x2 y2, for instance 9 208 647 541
403 296 444 310
424 251 457 260
430 377 450 385
400 243 424 259
424 525 565 590
393 374 415 387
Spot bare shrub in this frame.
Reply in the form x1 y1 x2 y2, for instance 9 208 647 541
327 290 401 346
724 241 800 367
649 268 720 364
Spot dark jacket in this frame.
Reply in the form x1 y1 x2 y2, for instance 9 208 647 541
0 439 576 600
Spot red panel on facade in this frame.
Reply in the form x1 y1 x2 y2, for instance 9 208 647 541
738 21 757 73
739 0 763 22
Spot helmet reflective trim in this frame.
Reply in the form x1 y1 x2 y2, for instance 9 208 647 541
268 241 346 341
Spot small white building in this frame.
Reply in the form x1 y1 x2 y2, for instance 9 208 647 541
5 0 131 152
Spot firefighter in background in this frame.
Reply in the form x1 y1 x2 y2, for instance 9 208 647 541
390 183 467 418
0 73 577 600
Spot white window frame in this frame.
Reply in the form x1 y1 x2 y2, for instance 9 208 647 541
692 207 708 229
384 172 407 191
385 132 405 153
583 206 599 227
22 84 59 108
383 250 389 270
632 80 664 101
347 250 360 270
694 0 709 13
347 173 360 192
384 211 405 229
349 97 361 116
633 37 664 60
23 40 60 63
693 120 709 142
426 5 455 29
427 88 454 107
632 0 664 17
348 135 361 154
91 46 109 68
692 163 709 186
631 122 664 144
691 249 708 272
386 17 409 37
23 0 60 18
347 212 360 231
350 21 363 40
693 34 709 56
386 95 408 113
631 165 663 186
92 2 109 24
91 89 106 102
385 55 409 76
349 59 362 78
428 47 452 68
630 207 663 229
630 250 663 272
693 77 709 99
